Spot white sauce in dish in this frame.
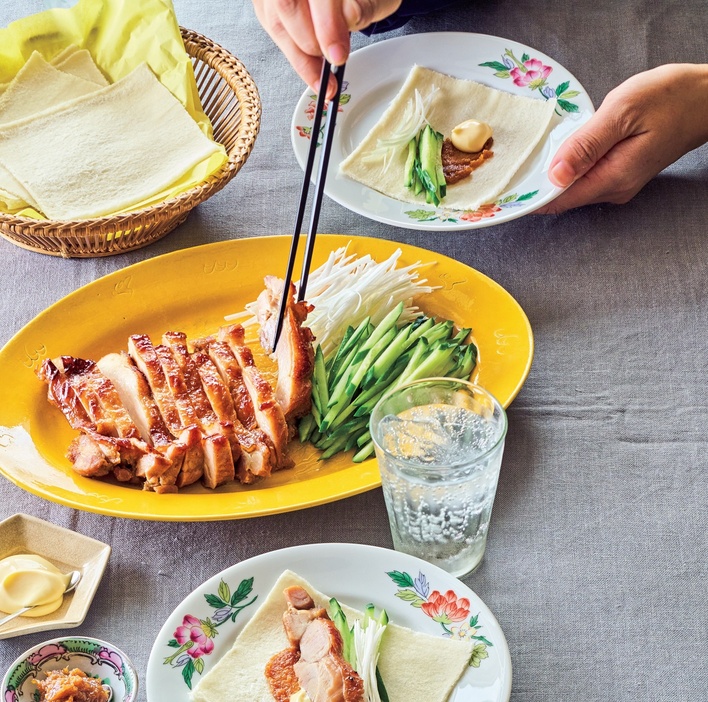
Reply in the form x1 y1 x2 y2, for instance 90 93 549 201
0 554 69 617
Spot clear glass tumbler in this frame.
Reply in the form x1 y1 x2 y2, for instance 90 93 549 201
370 378 507 577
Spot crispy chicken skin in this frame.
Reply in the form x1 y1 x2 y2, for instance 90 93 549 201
265 649 302 702
39 357 178 487
266 587 364 702
255 276 316 426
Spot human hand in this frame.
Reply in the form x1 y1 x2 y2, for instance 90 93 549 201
252 0 402 97
538 64 708 213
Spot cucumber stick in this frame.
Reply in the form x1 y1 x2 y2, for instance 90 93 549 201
299 312 479 459
405 124 445 205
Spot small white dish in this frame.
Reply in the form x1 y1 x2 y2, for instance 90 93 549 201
146 543 512 701
0 513 110 640
2 635 138 702
291 31 595 230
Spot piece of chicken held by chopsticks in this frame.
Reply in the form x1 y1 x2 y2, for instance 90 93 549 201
255 276 316 428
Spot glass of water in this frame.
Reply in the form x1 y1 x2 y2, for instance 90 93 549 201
370 378 507 578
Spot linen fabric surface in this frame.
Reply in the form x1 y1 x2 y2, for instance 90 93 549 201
0 2 706 702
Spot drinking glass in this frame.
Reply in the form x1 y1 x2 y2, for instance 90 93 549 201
370 378 507 577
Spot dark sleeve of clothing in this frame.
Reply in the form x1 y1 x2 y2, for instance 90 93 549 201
360 0 461 35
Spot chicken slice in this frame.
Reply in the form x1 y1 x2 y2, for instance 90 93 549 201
198 338 256 429
66 432 117 478
96 352 173 447
255 276 316 425
189 350 240 477
37 359 95 432
217 324 291 470
59 356 140 440
127 335 183 437
162 332 236 488
294 618 364 702
66 430 172 485
283 607 328 647
197 338 277 482
98 349 201 490
201 433 235 489
267 587 364 702
38 358 169 483
153 344 206 487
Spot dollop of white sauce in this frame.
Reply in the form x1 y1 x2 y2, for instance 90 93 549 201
450 119 493 153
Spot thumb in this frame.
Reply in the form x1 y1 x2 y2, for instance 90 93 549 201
343 0 403 32
548 107 626 188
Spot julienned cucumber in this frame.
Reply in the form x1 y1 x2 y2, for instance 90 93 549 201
405 125 445 204
299 307 478 462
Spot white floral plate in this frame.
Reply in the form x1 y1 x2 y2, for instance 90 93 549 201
291 31 594 230
145 543 512 701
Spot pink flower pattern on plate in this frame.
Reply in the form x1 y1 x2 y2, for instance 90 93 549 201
510 57 552 88
174 615 215 659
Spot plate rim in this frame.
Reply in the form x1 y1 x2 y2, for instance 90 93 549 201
0 235 533 521
291 30 595 230
145 542 513 702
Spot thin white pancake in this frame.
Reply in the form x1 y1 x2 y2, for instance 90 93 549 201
54 49 109 86
0 51 101 125
191 570 473 702
0 63 221 220
340 65 557 211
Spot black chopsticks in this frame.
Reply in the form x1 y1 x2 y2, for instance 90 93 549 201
271 59 346 352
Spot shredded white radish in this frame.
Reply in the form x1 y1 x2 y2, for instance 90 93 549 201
353 618 387 702
227 245 438 359
360 86 438 167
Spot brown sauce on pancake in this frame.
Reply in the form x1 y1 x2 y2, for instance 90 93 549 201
442 137 494 185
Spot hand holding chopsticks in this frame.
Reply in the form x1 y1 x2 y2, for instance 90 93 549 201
271 59 346 352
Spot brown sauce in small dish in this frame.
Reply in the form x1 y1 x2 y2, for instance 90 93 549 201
33 668 109 702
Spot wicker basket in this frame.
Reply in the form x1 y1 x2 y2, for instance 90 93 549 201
0 28 261 258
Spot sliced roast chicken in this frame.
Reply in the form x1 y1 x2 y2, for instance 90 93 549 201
265 586 364 702
37 276 316 491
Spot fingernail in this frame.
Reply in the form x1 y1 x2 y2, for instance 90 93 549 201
326 43 347 66
550 160 576 188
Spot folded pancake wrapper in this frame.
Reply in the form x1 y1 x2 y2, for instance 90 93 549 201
191 570 473 702
0 0 227 220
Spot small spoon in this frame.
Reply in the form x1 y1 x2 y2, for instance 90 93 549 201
102 684 114 701
0 569 82 627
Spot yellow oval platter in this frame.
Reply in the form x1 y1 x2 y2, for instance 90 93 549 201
0 235 533 520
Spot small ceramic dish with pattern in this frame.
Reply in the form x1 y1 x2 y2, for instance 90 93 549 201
1 636 138 702
0 514 111 640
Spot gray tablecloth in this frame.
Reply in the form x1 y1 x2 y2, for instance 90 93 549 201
1 1 706 700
